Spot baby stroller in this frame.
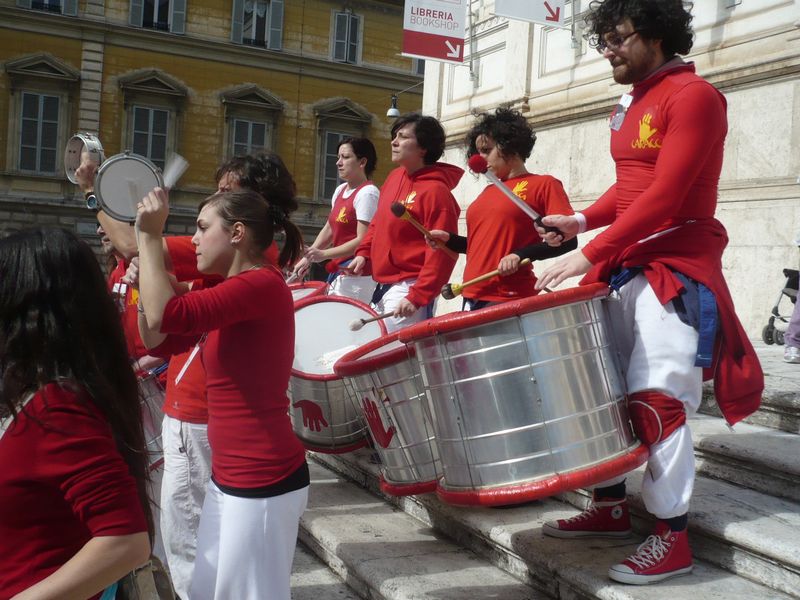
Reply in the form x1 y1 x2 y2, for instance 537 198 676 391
762 268 799 345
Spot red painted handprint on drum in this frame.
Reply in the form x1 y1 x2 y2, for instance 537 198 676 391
362 396 395 448
292 400 329 432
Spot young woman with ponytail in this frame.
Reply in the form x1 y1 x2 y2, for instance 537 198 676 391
135 168 307 599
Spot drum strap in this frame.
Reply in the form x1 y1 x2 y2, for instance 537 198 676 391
0 392 35 443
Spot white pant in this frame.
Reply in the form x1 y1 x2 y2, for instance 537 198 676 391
160 416 211 599
190 481 309 600
372 278 432 333
597 273 701 519
328 273 376 305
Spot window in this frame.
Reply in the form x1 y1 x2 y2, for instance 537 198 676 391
321 131 349 200
333 10 361 64
16 0 77 15
231 0 283 50
412 58 426 76
19 93 60 173
129 0 186 34
132 106 169 170
232 119 268 155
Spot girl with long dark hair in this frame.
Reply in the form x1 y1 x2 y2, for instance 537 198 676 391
0 227 152 599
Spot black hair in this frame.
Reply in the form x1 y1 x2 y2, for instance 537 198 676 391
338 137 378 177
199 189 303 268
0 227 154 538
585 0 694 57
465 107 537 161
215 151 298 215
391 112 446 165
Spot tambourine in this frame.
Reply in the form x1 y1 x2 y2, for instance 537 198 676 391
95 152 164 223
64 133 105 184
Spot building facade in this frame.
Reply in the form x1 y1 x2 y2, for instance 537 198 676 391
0 0 422 247
425 0 800 335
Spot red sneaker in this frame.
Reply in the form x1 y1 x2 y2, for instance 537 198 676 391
608 522 693 584
542 498 632 538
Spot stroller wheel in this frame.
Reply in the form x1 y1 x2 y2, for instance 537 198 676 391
762 325 775 345
775 330 785 345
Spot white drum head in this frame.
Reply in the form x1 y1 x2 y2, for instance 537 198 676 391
64 133 105 184
294 298 385 376
95 153 163 223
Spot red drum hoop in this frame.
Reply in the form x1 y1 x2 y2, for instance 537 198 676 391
335 332 441 495
289 280 327 303
398 283 647 506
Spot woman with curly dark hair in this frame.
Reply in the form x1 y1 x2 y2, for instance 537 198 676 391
0 227 152 599
428 107 576 309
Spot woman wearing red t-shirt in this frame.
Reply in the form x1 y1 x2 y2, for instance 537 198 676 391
430 108 577 309
136 184 307 600
0 228 151 600
292 137 380 303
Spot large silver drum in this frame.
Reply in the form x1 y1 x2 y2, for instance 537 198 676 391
289 296 385 453
335 332 441 495
289 280 327 303
137 365 167 472
398 283 647 506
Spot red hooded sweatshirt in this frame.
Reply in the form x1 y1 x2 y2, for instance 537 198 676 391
356 162 463 308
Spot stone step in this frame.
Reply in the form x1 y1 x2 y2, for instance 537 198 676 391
309 453 797 600
300 461 542 600
700 341 800 434
691 413 800 503
292 541 363 600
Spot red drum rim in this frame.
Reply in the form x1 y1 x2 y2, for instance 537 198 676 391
292 295 387 381
289 280 327 299
380 474 438 497
302 439 368 454
398 283 610 343
333 331 415 378
436 444 648 507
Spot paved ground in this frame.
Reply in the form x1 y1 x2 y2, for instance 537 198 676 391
754 339 800 396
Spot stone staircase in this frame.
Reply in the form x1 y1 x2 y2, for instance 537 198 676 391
295 341 800 599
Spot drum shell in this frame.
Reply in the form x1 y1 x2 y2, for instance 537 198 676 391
402 286 640 503
288 376 367 453
336 335 441 494
64 133 105 184
138 373 166 471
289 281 327 303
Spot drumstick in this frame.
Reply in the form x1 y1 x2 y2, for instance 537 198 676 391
441 258 532 300
389 202 459 260
163 153 189 189
285 272 299 284
467 155 563 236
349 312 393 331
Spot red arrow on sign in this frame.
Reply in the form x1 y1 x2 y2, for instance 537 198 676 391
544 1 560 22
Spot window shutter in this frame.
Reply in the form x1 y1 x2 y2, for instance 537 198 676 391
333 12 348 61
171 0 186 34
16 0 32 7
268 0 283 50
129 0 144 26
348 14 359 63
63 0 77 15
231 0 244 43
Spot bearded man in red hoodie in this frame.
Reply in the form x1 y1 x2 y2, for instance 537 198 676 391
535 0 763 586
350 113 463 332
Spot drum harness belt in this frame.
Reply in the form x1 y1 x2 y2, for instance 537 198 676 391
609 267 718 368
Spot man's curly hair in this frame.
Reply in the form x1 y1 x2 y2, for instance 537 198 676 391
584 0 694 57
465 107 537 161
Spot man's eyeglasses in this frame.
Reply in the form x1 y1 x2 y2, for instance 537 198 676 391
596 30 640 54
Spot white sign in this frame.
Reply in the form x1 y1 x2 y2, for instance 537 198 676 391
403 0 467 63
494 0 567 28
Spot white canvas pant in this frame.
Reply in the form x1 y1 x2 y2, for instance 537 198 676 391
190 481 309 600
160 415 211 599
372 278 432 333
328 273 376 305
596 273 701 519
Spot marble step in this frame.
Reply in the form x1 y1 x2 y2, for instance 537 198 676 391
300 460 543 600
310 452 798 599
292 541 363 600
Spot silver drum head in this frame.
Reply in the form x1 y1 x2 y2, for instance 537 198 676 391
95 153 164 223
